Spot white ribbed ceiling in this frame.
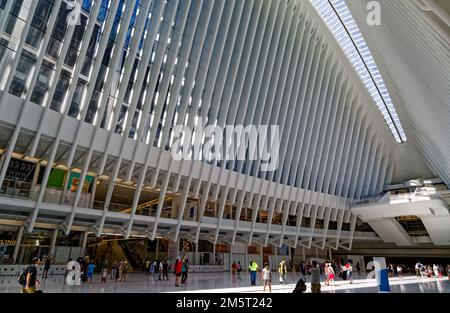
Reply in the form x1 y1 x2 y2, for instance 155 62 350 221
346 0 450 187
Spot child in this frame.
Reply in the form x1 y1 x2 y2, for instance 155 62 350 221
101 268 108 283
261 263 272 293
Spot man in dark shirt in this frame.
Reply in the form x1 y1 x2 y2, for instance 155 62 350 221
23 257 40 293
43 255 52 278
162 259 169 280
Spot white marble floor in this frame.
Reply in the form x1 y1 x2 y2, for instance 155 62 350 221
0 272 449 293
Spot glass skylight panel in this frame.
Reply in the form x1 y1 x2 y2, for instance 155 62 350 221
311 0 406 143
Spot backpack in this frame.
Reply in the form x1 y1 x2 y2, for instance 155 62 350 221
293 278 307 294
18 267 28 286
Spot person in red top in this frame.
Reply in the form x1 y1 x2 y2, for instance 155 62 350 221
174 257 182 287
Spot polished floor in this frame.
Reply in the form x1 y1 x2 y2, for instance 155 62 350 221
0 272 449 293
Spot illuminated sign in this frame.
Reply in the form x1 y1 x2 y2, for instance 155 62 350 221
0 240 17 245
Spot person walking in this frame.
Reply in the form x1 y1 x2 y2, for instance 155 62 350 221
120 261 128 282
162 259 169 280
232 262 237 275
237 261 242 278
42 255 52 279
115 260 122 282
249 260 259 286
181 256 189 284
174 257 182 287
22 257 40 293
158 259 164 280
278 259 287 285
355 262 361 276
433 264 439 278
345 262 353 284
101 268 108 283
111 260 117 280
326 263 335 286
309 261 321 293
415 262 421 277
397 265 403 278
261 262 272 293
87 261 95 284
150 260 155 275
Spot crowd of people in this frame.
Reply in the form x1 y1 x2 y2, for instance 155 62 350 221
239 259 359 293
17 254 450 293
415 261 450 279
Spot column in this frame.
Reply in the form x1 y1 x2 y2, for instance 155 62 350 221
81 231 88 257
155 238 160 260
274 244 278 271
30 161 41 191
302 246 306 262
245 249 248 272
212 244 216 264
329 246 332 260
13 226 24 264
49 228 58 256
89 178 99 209
260 244 263 266
229 248 232 272
315 247 319 259
60 169 72 205
194 242 199 265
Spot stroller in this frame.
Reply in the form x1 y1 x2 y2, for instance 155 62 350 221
293 278 307 294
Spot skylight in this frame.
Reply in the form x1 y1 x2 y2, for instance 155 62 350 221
311 0 407 143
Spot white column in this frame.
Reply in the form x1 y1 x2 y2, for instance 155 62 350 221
155 239 160 260
30 161 41 191
273 245 278 263
245 249 248 272
13 226 24 264
81 232 88 257
315 247 319 259
195 242 199 265
260 244 264 266
49 228 58 256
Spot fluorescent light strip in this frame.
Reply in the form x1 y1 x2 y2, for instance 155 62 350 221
312 0 407 143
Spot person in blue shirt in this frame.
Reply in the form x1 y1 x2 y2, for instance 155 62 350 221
87 261 95 284
181 256 189 284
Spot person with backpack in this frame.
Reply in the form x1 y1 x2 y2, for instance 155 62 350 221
19 257 40 293
237 261 242 278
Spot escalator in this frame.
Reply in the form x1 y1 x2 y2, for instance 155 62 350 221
118 240 142 271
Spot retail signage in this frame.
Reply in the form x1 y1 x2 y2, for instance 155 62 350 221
0 240 17 245
373 257 390 293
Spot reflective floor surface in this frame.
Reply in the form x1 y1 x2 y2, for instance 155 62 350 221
0 272 448 293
